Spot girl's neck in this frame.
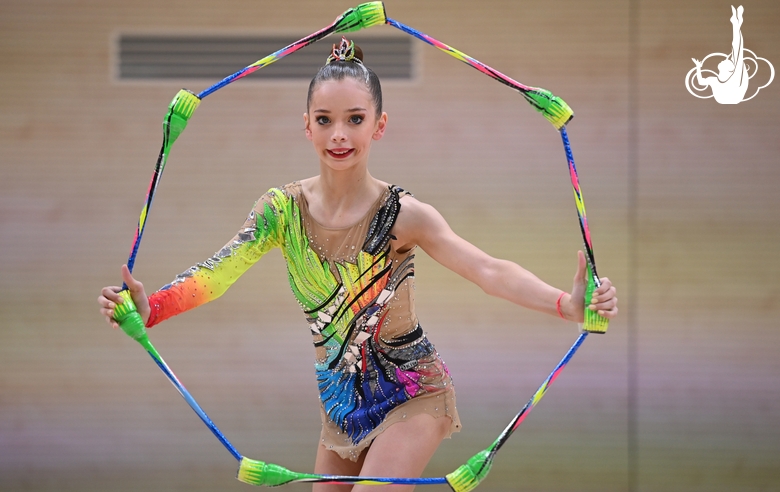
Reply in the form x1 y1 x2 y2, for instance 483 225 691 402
320 157 384 197
302 166 386 229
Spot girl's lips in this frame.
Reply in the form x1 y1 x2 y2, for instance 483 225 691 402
327 148 354 159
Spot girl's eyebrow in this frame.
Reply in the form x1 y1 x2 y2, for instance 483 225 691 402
312 107 367 114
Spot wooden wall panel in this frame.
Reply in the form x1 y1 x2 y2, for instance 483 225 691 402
634 1 780 490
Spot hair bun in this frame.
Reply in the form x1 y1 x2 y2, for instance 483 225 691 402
327 37 364 65
353 44 364 62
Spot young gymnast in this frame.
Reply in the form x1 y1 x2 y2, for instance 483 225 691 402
98 38 617 491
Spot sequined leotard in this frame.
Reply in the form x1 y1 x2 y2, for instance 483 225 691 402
145 182 460 460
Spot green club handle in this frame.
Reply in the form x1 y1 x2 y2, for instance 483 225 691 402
112 291 145 339
581 264 609 333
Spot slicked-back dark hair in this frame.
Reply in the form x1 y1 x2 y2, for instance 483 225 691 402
307 44 383 117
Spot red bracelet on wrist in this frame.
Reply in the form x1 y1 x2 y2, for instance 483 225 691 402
556 292 566 319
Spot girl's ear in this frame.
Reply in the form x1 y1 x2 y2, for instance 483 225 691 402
372 112 388 141
303 113 312 140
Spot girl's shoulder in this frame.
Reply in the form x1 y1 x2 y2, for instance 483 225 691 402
277 180 304 197
247 182 305 222
389 188 443 254
256 181 304 203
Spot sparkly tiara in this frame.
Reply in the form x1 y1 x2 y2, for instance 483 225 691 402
326 36 362 65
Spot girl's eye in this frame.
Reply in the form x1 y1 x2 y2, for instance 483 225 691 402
349 115 364 124
316 116 330 125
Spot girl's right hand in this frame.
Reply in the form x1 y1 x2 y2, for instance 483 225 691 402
98 265 151 329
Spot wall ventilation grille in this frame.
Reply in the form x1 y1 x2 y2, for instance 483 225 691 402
118 34 413 80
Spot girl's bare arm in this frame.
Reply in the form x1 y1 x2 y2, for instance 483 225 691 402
392 196 617 322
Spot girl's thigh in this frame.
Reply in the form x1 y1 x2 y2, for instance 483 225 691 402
353 413 452 492
313 442 365 492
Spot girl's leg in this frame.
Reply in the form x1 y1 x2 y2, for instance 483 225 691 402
313 443 365 492
352 414 452 492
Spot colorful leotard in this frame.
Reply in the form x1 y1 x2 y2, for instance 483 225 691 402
146 182 460 460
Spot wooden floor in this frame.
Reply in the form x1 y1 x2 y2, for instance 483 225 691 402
1 0 779 490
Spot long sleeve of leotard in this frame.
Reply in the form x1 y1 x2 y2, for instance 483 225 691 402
145 188 289 327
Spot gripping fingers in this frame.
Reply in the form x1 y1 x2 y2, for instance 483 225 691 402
589 277 617 318
105 315 119 329
590 298 618 318
590 277 614 301
102 306 120 328
98 285 127 328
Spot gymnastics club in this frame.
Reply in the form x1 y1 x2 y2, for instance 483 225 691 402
384 18 572 131
560 127 608 334
384 16 607 333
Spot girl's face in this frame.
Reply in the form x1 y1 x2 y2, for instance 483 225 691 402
304 78 387 172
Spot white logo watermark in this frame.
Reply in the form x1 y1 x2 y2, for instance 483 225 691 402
685 5 774 104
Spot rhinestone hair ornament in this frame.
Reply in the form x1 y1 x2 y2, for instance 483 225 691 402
327 36 363 65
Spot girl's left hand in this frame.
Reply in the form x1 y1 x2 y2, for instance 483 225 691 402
566 251 618 322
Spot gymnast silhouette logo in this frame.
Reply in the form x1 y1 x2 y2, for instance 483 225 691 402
685 5 774 104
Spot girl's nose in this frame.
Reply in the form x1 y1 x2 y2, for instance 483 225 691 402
331 124 347 142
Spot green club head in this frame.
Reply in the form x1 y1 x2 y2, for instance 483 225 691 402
164 89 201 147
237 458 318 486
522 88 574 130
335 1 387 33
445 449 493 492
